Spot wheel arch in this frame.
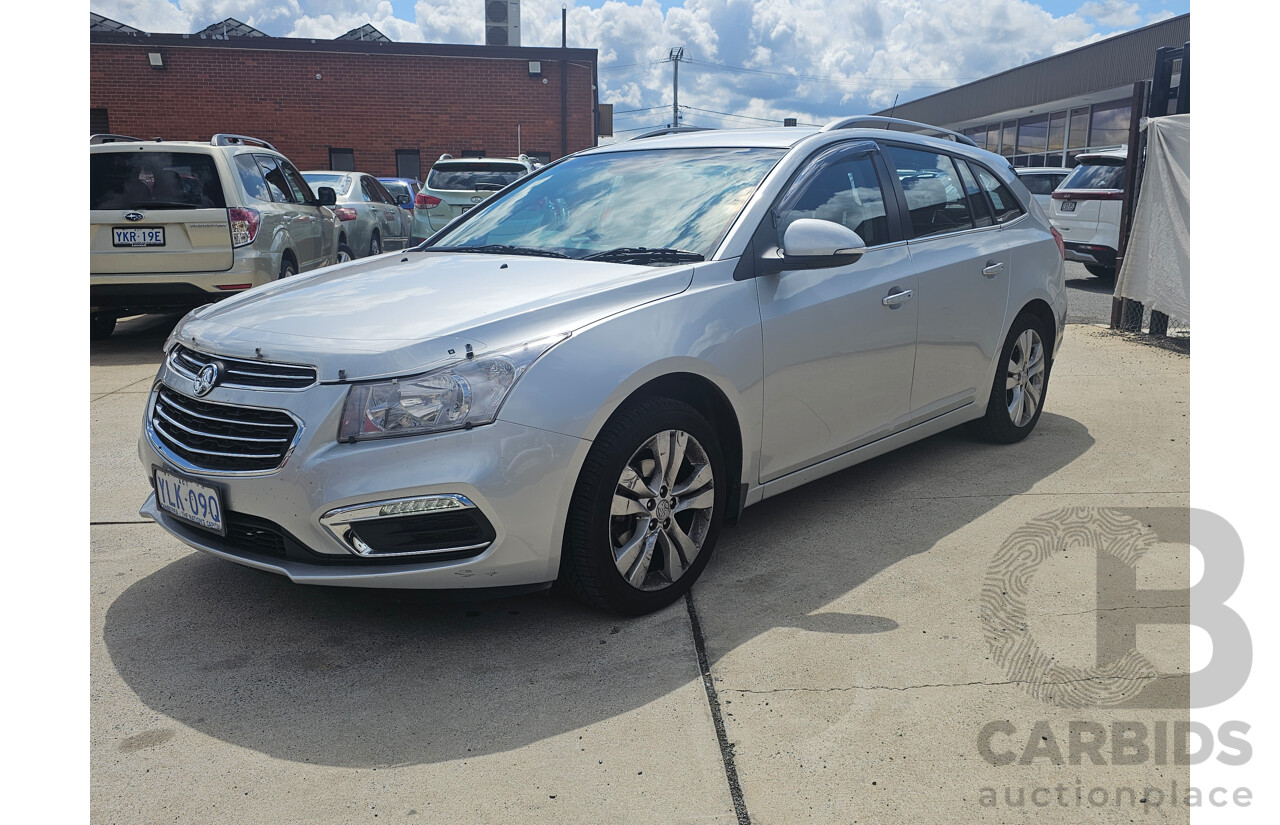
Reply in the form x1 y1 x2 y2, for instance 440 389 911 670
604 372 747 527
1015 298 1059 361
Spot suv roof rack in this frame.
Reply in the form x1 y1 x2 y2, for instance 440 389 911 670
820 116 979 148
630 126 713 140
90 133 145 145
211 134 277 151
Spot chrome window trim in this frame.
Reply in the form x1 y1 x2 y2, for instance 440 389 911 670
144 384 306 477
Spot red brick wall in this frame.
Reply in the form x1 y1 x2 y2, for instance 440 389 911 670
90 42 596 176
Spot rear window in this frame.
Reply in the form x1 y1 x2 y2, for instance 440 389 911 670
1061 160 1125 191
90 151 226 209
302 172 352 197
427 163 528 191
381 181 412 199
1019 173 1067 195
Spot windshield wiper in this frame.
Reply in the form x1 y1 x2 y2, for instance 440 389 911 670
428 244 569 259
581 247 705 265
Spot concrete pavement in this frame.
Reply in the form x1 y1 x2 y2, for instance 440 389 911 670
91 321 1189 824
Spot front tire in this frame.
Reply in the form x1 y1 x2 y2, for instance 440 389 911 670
336 242 355 263
1084 263 1115 279
90 312 116 340
968 312 1051 444
559 397 726 615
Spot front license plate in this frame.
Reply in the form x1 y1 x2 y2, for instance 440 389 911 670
154 467 225 535
113 226 166 247
1059 200 1077 212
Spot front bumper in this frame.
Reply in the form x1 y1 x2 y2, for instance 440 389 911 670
138 372 589 589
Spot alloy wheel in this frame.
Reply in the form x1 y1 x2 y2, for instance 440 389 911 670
1005 328 1046 427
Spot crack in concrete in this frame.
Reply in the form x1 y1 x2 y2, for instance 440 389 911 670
722 673 1185 696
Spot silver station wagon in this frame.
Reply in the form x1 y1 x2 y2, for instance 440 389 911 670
139 117 1067 615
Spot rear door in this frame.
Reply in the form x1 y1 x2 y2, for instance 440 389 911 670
881 145 1012 421
367 177 408 249
90 149 233 274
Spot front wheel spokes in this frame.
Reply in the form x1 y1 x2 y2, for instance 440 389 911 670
615 522 655 579
623 531 659 587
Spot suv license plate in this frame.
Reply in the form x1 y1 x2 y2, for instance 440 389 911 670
1059 201 1077 212
113 227 166 247
154 467 225 535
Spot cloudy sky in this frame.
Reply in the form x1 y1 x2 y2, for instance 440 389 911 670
92 0 1188 135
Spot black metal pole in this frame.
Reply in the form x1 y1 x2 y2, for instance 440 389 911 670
560 7 568 158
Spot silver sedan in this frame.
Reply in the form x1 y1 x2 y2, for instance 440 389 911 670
301 171 409 256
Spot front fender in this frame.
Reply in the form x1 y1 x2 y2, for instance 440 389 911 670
497 259 764 489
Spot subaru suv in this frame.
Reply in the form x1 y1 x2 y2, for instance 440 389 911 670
139 117 1066 615
409 154 539 244
1047 148 1126 277
90 134 350 339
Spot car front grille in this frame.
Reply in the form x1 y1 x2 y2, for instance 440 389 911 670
169 345 317 389
150 385 298 472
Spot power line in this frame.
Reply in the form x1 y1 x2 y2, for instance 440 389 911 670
682 106 821 127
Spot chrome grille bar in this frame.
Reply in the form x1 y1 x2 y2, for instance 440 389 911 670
150 386 299 472
169 345 317 389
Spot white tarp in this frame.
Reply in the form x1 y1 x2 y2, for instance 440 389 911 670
1115 114 1190 322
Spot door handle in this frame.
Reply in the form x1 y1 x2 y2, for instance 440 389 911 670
982 261 1005 278
882 289 913 307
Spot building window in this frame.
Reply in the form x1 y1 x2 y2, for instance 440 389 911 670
1088 99 1131 148
1047 113 1067 154
1016 114 1049 156
90 108 110 134
329 148 355 171
395 150 421 181
1067 108 1090 150
1000 122 1016 157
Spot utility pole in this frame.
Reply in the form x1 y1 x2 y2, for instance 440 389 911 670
668 47 685 128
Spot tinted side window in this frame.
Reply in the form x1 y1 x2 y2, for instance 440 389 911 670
884 146 973 238
255 155 294 203
1020 174 1062 196
235 154 271 202
370 178 396 204
956 160 993 228
359 176 376 202
280 161 315 204
974 166 1025 224
777 153 890 247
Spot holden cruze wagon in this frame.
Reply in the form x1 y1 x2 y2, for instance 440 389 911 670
139 117 1068 615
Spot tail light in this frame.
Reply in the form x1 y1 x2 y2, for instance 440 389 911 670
334 207 358 222
414 193 442 209
227 207 260 248
1050 226 1065 259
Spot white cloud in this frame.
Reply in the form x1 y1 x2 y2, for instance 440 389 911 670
90 0 1156 129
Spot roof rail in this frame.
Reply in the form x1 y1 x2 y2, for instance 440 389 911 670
90 133 145 145
630 126 713 140
211 134 277 151
820 116 979 148
438 153 454 161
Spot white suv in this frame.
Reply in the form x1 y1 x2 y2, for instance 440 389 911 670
410 154 539 244
90 134 350 339
1047 149 1126 277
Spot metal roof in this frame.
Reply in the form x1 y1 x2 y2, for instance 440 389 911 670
881 14 1190 127
336 24 390 43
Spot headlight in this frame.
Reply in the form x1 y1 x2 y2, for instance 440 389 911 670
337 333 568 442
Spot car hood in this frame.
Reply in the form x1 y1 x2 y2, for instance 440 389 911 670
172 252 696 381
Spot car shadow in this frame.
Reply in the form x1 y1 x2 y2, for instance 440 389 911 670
91 313 183 367
102 412 1092 768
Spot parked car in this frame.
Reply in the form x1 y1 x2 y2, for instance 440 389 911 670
410 154 539 244
301 171 411 257
377 177 421 215
1014 167 1071 214
90 133 351 339
139 118 1066 615
1047 149 1126 277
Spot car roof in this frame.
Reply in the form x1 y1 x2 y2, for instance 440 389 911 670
1075 148 1127 162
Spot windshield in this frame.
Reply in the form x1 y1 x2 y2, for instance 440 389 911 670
428 163 528 191
1061 160 1125 191
429 147 785 261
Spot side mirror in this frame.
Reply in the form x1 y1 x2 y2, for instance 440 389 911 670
395 194 411 206
317 187 337 206
760 219 867 274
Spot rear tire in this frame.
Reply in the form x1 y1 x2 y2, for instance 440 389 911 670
1084 263 1115 279
279 256 297 280
368 232 382 257
558 397 726 615
90 313 116 340
968 312 1051 444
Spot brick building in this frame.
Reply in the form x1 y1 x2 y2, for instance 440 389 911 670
89 17 600 179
